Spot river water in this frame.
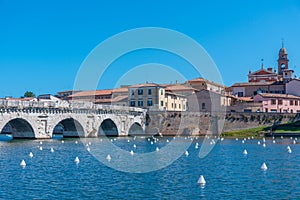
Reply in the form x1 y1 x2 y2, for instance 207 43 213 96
0 137 299 199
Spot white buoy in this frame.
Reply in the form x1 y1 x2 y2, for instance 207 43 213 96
197 175 206 186
273 140 276 144
20 159 26 167
166 139 169 143
106 154 111 161
293 140 296 144
261 162 268 171
61 140 64 144
39 141 43 145
242 140 245 144
236 138 238 141
133 144 137 148
75 141 78 144
263 138 266 143
88 142 91 145
50 148 54 153
281 136 283 139
130 150 134 156
29 152 33 158
74 156 80 164
87 147 90 152
243 149 248 155
258 141 261 145
288 148 292 154
39 146 43 151
185 151 189 157
263 143 266 148
151 141 154 145
127 139 130 143
287 146 291 150
156 147 159 152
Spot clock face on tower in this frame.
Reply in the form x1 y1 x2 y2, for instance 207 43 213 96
281 63 286 69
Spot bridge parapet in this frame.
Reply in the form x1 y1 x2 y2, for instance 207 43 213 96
0 100 146 116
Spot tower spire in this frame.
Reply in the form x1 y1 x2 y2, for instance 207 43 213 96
282 38 284 48
261 58 264 69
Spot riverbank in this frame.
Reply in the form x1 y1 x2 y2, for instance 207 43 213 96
222 120 300 138
221 126 270 138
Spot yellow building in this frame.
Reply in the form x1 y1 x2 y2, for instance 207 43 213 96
128 83 188 111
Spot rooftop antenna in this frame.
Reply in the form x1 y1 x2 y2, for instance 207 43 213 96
261 58 264 69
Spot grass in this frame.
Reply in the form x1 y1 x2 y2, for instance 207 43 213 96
221 121 300 138
273 121 300 133
221 126 270 138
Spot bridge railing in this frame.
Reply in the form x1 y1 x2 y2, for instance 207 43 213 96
0 99 146 116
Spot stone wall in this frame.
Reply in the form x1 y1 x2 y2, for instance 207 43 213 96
146 111 300 136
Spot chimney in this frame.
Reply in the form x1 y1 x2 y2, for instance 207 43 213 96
267 67 272 72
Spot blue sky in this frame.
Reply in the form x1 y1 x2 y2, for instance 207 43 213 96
0 0 300 97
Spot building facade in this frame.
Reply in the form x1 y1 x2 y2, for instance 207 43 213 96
253 93 300 113
128 83 187 111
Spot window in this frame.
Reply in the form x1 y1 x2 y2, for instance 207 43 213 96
202 103 206 110
175 104 177 109
237 92 244 97
148 89 152 95
179 104 181 109
147 99 153 106
271 99 276 105
160 101 164 107
296 101 299 106
131 90 134 95
138 89 143 95
278 100 283 105
290 100 294 106
130 100 135 107
138 100 143 107
161 89 164 95
171 103 174 108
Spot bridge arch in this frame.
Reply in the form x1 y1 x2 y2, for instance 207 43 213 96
52 118 85 138
128 122 144 136
0 118 35 138
98 118 119 137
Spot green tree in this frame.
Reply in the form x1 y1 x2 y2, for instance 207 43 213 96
24 91 36 98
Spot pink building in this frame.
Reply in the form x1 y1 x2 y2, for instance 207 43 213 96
254 93 300 113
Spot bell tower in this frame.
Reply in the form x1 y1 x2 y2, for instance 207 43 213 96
277 41 289 75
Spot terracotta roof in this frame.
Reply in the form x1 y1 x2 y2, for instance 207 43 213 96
94 95 128 103
165 84 197 92
112 87 128 93
187 77 225 87
129 83 163 88
57 90 81 94
232 81 278 87
249 68 276 76
257 93 300 99
69 90 112 98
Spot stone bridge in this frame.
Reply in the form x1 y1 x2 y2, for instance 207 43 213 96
0 100 146 139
